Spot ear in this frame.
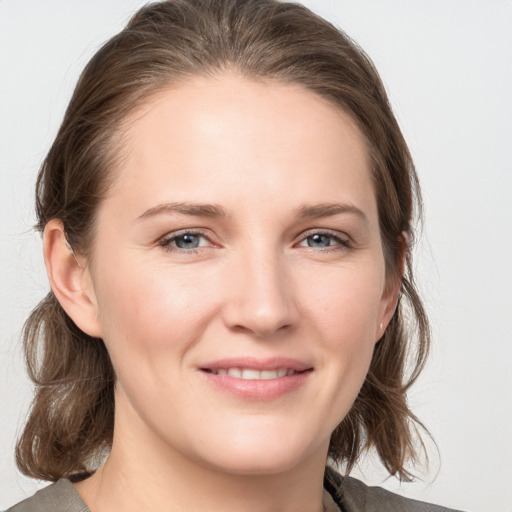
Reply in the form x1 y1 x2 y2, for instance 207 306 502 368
375 275 400 342
375 232 407 341
43 219 103 338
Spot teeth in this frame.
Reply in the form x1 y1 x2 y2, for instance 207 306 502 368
242 369 261 379
213 368 295 379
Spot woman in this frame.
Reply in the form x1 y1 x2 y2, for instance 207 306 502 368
7 0 464 511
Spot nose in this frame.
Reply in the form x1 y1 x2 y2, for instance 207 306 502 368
222 248 299 338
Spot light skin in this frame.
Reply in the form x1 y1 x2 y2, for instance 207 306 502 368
44 72 399 512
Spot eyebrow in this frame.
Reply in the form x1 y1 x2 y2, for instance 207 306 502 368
296 203 369 224
137 202 226 220
137 201 368 223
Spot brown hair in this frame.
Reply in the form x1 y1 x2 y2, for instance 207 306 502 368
17 0 430 482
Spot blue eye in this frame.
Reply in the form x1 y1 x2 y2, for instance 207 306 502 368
298 232 350 250
174 234 202 249
160 231 210 252
307 234 335 248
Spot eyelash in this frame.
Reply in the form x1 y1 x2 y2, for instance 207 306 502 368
158 229 352 254
298 230 352 252
158 230 211 253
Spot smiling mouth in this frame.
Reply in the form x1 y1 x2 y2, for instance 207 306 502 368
199 362 312 399
202 368 305 379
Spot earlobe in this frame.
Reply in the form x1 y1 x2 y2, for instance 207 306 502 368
376 277 400 342
43 219 103 338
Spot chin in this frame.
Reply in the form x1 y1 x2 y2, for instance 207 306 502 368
202 450 311 476
188 426 326 476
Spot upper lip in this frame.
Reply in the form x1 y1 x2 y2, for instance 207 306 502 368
199 357 313 372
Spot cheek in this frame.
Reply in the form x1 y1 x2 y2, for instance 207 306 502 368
304 265 384 393
93 261 218 362
305 264 384 340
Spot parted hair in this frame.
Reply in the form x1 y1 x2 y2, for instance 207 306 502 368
17 0 430 482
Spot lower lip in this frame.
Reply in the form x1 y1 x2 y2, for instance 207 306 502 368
199 370 312 401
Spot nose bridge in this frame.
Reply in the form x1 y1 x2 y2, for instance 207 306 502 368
224 239 297 337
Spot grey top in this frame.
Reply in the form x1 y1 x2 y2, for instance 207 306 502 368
6 468 465 512
331 474 465 512
6 479 88 512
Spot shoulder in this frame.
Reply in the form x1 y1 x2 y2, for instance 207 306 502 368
5 479 89 512
324 466 466 512
339 476 465 512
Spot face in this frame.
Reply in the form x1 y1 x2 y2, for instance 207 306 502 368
81 72 396 476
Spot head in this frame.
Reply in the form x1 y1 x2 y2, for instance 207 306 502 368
17 0 429 482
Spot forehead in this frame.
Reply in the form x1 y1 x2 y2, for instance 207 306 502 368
106 72 375 218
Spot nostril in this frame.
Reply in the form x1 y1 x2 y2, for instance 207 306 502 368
230 322 293 337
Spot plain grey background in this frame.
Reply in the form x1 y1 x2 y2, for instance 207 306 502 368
1 1 511 511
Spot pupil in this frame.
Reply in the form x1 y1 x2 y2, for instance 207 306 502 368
309 234 330 247
176 234 199 249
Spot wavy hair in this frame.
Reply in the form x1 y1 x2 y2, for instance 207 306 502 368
17 0 430 482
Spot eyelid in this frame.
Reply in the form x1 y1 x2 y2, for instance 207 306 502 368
299 228 350 240
156 227 353 253
295 228 352 249
158 228 218 252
